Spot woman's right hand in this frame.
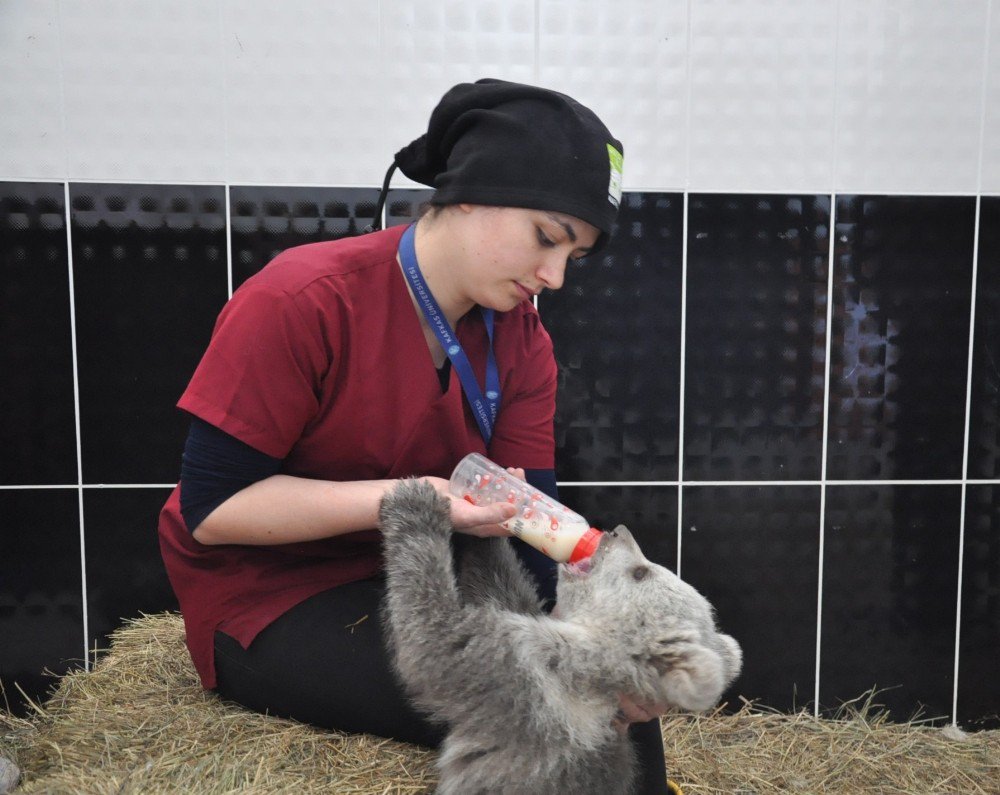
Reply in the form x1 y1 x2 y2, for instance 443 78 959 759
421 476 517 538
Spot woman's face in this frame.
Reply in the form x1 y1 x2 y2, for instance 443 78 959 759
454 205 601 311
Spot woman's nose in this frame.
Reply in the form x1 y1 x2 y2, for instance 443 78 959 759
536 255 567 291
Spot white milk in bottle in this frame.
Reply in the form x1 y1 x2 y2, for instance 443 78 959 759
448 453 602 563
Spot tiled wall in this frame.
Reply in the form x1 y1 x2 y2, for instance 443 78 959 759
3 184 997 729
1 0 999 731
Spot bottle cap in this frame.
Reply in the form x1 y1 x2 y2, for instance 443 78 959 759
568 528 603 564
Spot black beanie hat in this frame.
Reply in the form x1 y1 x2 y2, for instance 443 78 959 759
383 78 624 242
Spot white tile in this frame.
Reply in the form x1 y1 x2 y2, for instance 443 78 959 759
688 0 837 194
539 0 688 191
58 0 226 183
835 0 988 194
979 2 1000 192
0 0 66 179
381 0 537 187
223 1 382 186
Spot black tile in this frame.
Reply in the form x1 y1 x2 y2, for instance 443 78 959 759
957 484 1000 729
968 197 1000 479
230 186 380 289
821 484 961 722
0 489 84 715
681 485 820 712
83 487 179 654
557 485 678 571
828 196 975 480
684 194 830 481
386 188 433 229
71 184 229 485
540 193 684 481
0 182 77 485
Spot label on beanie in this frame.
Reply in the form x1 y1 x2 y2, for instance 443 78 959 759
607 143 624 208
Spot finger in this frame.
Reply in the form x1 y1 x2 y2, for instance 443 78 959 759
451 501 516 533
618 703 650 723
617 695 653 723
454 523 511 539
468 524 514 538
450 495 516 520
504 466 526 481
475 502 515 524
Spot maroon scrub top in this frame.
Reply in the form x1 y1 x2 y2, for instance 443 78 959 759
158 225 558 688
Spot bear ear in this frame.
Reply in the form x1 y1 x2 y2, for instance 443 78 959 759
648 636 727 712
645 632 697 675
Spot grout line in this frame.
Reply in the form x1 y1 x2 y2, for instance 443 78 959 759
0 484 179 490
0 177 386 189
0 178 72 184
951 0 993 727
953 187 986 726
816 0 843 715
376 0 386 178
217 0 230 188
683 0 693 192
829 0 843 195
975 1 993 199
53 0 71 181
815 191 839 718
62 181 89 671
5 176 1000 198
556 479 995 487
377 0 383 75
225 184 233 298
676 192 690 578
5 479 997 491
533 0 541 84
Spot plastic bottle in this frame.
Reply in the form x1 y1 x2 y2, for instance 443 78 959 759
448 452 602 563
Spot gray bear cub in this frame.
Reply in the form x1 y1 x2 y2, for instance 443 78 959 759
379 479 742 795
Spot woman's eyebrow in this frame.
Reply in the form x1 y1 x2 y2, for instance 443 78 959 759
544 213 577 243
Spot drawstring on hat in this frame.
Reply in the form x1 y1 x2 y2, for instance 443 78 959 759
364 161 399 233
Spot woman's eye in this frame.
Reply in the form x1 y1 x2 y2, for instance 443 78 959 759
536 229 556 247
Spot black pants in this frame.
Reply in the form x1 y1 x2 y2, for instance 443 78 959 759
214 578 670 794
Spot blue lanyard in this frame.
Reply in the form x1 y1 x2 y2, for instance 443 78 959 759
398 223 501 446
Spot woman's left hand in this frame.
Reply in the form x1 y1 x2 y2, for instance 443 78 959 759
421 475 518 537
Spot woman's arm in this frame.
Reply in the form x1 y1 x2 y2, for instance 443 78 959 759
181 418 519 546
193 473 517 546
193 474 395 545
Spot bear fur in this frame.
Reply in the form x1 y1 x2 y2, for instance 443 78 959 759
379 479 741 795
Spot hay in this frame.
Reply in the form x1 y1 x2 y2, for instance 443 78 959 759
1 613 997 794
1 614 436 794
660 700 999 794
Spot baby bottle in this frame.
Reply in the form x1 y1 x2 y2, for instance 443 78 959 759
448 453 602 563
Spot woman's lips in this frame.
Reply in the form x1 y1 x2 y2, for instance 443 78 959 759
516 283 535 301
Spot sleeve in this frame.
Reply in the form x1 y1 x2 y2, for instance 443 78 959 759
179 417 282 533
177 281 334 459
524 468 558 500
487 308 558 470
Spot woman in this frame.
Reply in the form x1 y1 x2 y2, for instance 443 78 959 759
158 78 672 793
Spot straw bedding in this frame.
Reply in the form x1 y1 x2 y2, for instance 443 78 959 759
2 612 998 794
